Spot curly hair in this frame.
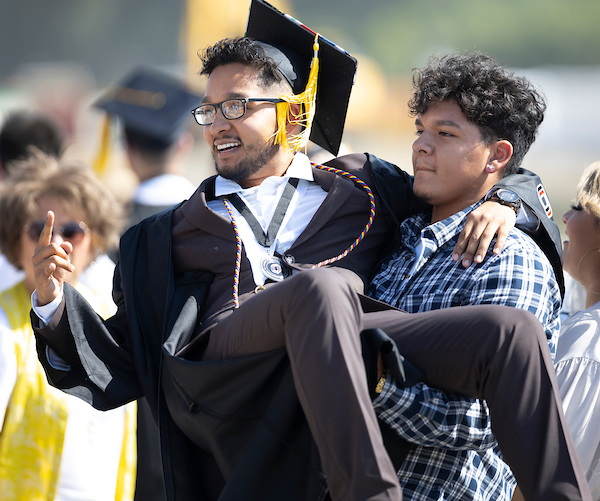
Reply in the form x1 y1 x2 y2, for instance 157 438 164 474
0 149 124 269
408 53 546 175
199 37 290 92
576 161 600 223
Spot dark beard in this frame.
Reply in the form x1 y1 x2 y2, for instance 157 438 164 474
214 139 280 183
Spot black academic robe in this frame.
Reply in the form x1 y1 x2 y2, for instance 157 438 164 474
34 154 562 501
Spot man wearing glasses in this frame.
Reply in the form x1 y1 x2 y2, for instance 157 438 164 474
28 2 588 500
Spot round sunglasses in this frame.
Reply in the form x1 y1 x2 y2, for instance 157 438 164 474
24 220 89 244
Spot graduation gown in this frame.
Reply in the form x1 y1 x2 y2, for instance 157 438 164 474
33 153 562 500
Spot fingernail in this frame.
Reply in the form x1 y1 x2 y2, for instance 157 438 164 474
463 259 470 267
452 253 459 261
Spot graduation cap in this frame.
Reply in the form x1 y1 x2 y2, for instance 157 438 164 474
92 68 202 174
246 0 357 156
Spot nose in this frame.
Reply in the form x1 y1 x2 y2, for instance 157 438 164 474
412 133 431 155
562 209 573 225
209 106 232 135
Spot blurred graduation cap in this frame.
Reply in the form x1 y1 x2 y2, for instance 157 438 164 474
92 68 202 174
246 0 357 156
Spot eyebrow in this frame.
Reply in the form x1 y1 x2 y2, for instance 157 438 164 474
415 117 462 129
201 92 247 104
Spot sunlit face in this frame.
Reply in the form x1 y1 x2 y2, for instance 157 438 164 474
202 63 291 188
20 196 93 293
412 100 497 222
562 202 600 283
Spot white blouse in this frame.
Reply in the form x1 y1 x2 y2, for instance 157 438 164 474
555 302 600 500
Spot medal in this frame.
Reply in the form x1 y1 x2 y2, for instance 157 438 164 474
260 255 290 282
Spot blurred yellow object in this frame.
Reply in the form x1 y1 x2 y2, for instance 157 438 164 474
0 281 137 501
92 114 112 177
181 0 292 82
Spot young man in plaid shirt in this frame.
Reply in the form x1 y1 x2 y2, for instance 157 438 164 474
369 53 562 501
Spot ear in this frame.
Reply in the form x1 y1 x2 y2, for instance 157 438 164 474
285 103 303 135
485 140 513 175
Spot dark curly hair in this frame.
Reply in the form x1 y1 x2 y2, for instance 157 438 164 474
409 53 546 175
199 37 289 92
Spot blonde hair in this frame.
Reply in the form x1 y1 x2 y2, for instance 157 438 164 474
577 161 600 223
0 149 123 268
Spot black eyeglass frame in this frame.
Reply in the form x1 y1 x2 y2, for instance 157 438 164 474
24 220 89 243
191 98 285 126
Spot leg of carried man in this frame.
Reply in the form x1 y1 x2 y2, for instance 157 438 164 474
204 267 402 501
364 306 591 501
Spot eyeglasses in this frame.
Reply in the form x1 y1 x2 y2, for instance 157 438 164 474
24 220 89 244
191 98 285 126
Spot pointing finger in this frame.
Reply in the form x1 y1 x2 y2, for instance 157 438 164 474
36 210 55 252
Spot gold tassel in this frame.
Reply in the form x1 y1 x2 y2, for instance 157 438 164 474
93 115 111 177
273 34 320 153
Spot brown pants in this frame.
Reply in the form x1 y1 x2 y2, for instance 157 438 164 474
205 268 591 501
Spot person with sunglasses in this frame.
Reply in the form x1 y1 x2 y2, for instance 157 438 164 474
0 109 118 301
0 150 137 500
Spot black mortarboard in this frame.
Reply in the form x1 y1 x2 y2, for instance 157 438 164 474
245 0 357 155
94 67 202 147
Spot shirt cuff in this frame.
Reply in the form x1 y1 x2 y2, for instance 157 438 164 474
516 202 539 230
46 345 71 371
31 288 64 327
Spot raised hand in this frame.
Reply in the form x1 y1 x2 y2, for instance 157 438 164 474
32 210 75 305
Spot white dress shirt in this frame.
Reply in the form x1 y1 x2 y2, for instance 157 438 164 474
134 173 196 206
207 152 327 286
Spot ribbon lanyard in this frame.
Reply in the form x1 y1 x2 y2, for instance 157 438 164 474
225 177 299 248
223 163 377 308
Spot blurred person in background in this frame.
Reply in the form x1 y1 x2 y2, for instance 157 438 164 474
555 160 600 500
0 110 64 180
92 67 202 501
0 110 116 299
0 110 65 291
0 150 136 501
94 67 199 232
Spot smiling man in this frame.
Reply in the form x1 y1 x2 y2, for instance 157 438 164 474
369 53 567 501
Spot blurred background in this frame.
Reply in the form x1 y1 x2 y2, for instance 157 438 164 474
1 0 599 235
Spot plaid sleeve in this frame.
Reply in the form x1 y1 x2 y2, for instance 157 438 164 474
374 231 561 451
459 231 562 359
373 373 498 451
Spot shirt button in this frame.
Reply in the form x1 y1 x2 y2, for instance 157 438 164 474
283 254 295 264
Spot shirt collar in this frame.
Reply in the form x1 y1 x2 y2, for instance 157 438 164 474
402 199 485 248
214 152 314 197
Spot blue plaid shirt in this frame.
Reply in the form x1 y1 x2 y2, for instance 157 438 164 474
369 201 561 501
